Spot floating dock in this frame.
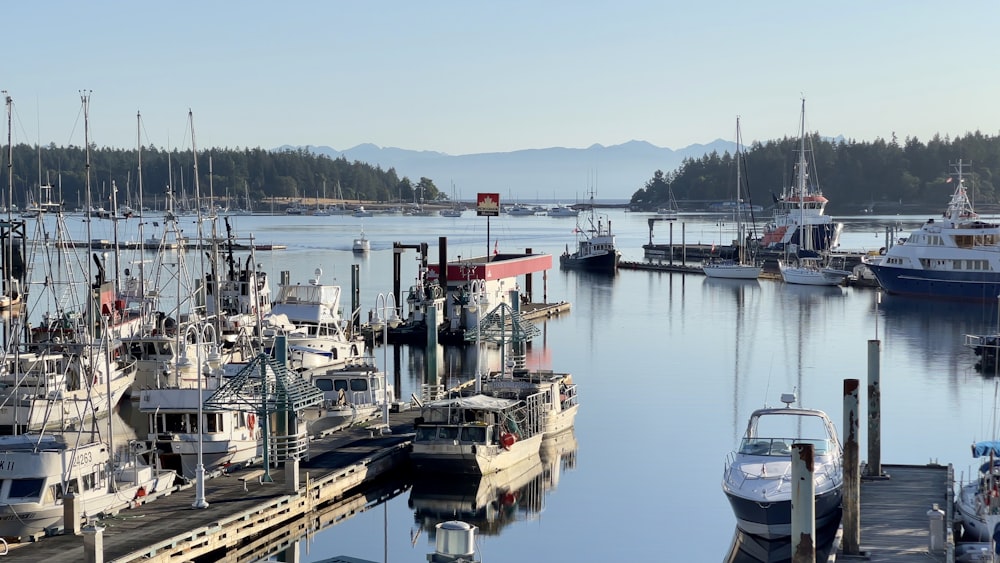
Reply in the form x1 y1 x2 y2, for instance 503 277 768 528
1 410 419 562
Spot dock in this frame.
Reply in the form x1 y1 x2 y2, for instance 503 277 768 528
837 463 953 562
59 240 287 251
1 409 420 562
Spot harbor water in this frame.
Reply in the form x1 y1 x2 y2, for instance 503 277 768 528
34 209 1000 561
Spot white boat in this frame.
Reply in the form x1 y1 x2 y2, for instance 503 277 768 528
956 441 1000 542
261 268 365 372
506 203 536 216
352 228 370 253
760 99 843 253
559 192 620 274
482 369 578 437
779 257 850 286
353 205 373 217
547 204 579 218
439 207 463 217
722 393 844 539
0 433 176 539
202 218 273 345
299 360 394 436
868 160 1000 301
411 394 544 475
704 117 761 280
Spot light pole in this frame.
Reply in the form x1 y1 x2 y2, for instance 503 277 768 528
372 292 396 432
175 323 222 509
466 279 488 393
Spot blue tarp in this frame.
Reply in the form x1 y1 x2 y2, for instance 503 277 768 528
973 441 1000 458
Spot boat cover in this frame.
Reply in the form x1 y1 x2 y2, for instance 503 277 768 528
425 394 520 411
972 441 1000 458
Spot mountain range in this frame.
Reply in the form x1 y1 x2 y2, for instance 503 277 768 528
293 140 739 202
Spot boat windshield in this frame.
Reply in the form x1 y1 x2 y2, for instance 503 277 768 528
739 437 832 456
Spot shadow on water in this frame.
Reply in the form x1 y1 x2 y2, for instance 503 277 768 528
723 519 840 563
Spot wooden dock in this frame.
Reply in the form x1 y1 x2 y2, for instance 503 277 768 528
837 463 953 562
1 409 420 563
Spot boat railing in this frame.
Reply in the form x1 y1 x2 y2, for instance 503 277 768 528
266 429 310 462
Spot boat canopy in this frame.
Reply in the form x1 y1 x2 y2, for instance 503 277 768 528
972 441 1000 458
424 394 520 411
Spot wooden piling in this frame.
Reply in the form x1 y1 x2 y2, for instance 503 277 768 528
791 442 815 563
867 339 882 477
843 378 861 555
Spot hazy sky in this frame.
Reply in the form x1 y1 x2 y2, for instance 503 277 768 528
6 1 998 154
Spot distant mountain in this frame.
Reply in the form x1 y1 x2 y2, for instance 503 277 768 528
285 140 738 201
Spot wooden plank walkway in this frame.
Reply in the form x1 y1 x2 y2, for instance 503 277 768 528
839 463 953 562
1 409 420 562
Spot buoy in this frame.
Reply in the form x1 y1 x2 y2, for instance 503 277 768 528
500 432 516 450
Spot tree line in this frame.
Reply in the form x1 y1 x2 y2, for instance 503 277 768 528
2 144 444 210
630 131 1000 214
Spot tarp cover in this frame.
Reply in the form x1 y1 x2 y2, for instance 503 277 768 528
972 441 1000 458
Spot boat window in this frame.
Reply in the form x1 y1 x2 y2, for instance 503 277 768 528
314 378 334 392
415 427 437 441
350 378 368 392
334 380 349 392
163 413 187 433
8 478 44 500
81 472 96 492
66 478 79 494
439 426 459 441
461 426 486 443
49 482 62 501
206 413 221 433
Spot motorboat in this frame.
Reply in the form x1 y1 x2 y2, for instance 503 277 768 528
778 257 850 286
299 360 395 436
261 268 365 371
722 393 843 539
760 99 843 253
868 160 1000 301
547 204 579 218
411 394 544 475
352 228 370 253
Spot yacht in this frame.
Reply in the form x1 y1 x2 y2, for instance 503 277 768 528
955 440 1000 541
722 393 843 539
547 204 579 218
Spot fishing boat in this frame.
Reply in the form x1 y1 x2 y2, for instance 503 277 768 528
411 394 544 475
559 193 620 274
298 360 394 436
261 268 365 371
722 392 844 539
868 160 1000 301
202 217 272 345
482 368 578 437
704 117 761 280
0 433 176 540
760 99 843 253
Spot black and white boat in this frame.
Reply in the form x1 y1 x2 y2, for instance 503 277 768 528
722 392 843 539
559 193 620 274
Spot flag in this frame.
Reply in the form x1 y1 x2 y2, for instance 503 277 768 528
947 177 953 183
493 241 498 255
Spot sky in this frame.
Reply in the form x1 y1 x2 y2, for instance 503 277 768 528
5 1 1000 155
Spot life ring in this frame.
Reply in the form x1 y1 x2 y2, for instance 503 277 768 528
500 432 516 450
247 413 256 432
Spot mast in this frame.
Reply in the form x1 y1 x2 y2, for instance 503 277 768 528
797 98 812 252
735 117 743 265
137 111 146 303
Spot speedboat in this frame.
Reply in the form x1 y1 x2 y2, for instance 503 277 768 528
722 393 843 539
868 160 1000 301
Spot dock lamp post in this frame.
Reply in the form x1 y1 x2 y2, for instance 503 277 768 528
175 323 222 510
372 292 397 432
466 279 488 393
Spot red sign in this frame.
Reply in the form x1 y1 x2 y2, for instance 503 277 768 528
477 193 500 217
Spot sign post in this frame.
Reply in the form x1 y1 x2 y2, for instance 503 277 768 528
477 193 500 260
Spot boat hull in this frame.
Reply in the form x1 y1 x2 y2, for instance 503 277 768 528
869 264 1000 302
559 251 619 273
411 433 543 475
703 263 761 280
724 487 843 539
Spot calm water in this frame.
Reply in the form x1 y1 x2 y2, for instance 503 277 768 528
37 210 1000 561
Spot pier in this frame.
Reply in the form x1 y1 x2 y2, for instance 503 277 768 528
1 409 420 562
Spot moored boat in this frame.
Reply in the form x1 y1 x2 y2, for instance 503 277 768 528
298 359 394 436
722 392 843 539
778 257 850 286
868 160 1000 301
560 193 620 274
955 440 1000 541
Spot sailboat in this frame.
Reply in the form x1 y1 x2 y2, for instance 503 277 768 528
704 117 761 280
777 99 850 286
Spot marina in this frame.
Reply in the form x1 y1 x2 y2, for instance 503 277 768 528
0 208 994 561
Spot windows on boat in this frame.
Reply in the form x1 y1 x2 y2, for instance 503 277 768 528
6 478 44 502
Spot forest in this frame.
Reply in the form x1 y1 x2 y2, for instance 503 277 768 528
1 144 443 211
629 131 1000 215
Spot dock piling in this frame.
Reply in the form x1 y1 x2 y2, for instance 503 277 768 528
866 339 882 477
842 378 861 555
82 523 105 563
64 492 81 536
791 442 816 563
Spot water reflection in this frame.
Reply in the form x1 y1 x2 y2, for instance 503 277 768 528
723 520 839 562
409 430 578 538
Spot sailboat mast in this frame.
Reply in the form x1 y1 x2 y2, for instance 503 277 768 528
5 91 12 220
735 117 743 265
137 111 146 305
797 98 812 252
